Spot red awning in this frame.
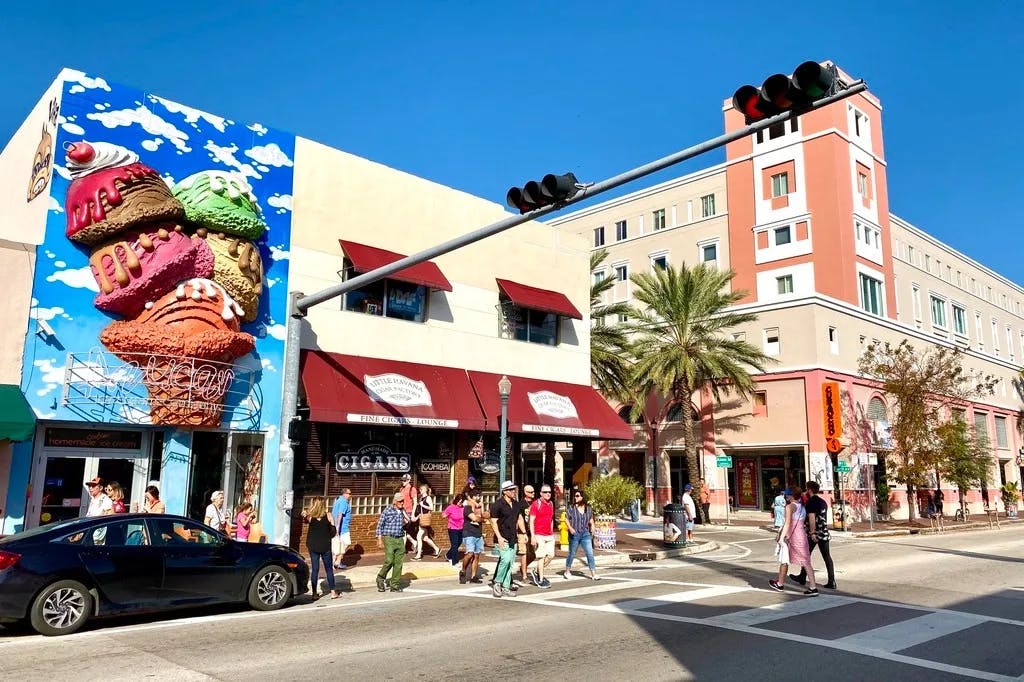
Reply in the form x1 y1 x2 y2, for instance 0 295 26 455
301 352 485 430
467 371 634 440
495 278 583 320
339 240 452 291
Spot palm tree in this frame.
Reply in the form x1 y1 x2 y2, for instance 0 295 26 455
590 249 632 401
627 263 774 484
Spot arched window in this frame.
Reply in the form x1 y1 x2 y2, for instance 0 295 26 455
617 405 643 425
665 402 700 423
867 397 887 421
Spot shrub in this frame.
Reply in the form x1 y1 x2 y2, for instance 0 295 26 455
586 475 643 517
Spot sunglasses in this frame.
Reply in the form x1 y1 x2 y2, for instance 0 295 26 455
541 490 552 494
573 493 583 497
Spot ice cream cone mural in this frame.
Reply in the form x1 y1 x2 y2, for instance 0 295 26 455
63 141 264 427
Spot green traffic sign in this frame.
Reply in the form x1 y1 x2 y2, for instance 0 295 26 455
716 456 733 468
836 462 852 473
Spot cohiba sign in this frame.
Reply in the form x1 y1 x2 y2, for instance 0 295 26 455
821 381 843 454
527 390 579 420
364 373 432 407
335 444 411 473
417 459 452 473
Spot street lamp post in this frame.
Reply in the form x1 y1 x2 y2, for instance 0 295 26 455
498 375 512 484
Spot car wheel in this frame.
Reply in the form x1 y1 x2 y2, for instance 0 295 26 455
29 580 93 636
248 565 292 611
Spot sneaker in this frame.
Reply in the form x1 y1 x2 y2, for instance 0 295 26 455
492 583 504 598
530 569 540 586
768 579 784 592
511 578 523 589
823 582 838 590
336 563 348 570
412 555 422 561
803 588 820 597
788 573 806 586
459 571 466 585
562 570 571 580
470 577 483 584
391 586 405 593
502 587 517 598
376 577 386 592
538 578 551 589
591 572 601 581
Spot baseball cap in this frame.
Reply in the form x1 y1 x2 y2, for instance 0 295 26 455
393 492 404 501
501 480 516 491
684 484 693 491
85 476 104 487
466 476 477 484
401 473 411 482
782 488 793 496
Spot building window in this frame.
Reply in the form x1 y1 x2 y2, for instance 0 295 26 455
502 299 559 346
732 332 746 342
857 172 868 197
614 264 628 281
651 255 667 271
752 391 768 418
591 270 608 288
828 326 839 354
770 172 790 198
973 412 988 441
929 295 947 329
701 194 716 217
776 275 793 295
991 319 1000 356
975 312 984 351
773 225 791 246
343 269 429 323
853 110 866 137
618 311 628 323
859 273 884 316
763 328 780 356
995 416 1008 448
768 122 785 140
907 245 915 263
594 226 605 247
911 284 922 321
615 220 628 241
700 242 718 266
952 304 967 336
651 210 665 231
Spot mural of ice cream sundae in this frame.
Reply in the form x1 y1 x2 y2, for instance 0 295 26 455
63 141 264 427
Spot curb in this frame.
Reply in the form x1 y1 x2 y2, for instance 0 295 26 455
847 521 1018 538
333 540 721 590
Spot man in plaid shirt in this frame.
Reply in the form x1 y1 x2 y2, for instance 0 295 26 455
376 492 407 592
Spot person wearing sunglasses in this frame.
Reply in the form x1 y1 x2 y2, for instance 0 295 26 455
563 489 599 580
528 485 556 588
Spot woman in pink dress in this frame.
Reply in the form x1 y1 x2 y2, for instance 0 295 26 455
769 486 818 596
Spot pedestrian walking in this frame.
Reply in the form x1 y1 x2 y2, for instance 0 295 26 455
769 486 818 596
399 473 419 552
489 480 520 598
376 492 408 593
772 488 786 529
681 484 697 541
141 485 165 514
331 488 353 569
413 484 441 560
459 489 484 584
84 477 113 517
933 487 944 517
563 489 599 580
235 502 255 541
698 478 712 524
204 490 227 532
442 493 465 566
791 481 837 589
528 484 556 588
106 481 127 514
517 485 536 585
301 497 340 600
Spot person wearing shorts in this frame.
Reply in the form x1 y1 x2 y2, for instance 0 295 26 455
331 488 352 569
517 485 536 585
460 489 484 584
682 484 697 541
528 485 557 588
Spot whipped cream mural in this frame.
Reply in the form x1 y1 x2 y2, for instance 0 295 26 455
24 71 294 431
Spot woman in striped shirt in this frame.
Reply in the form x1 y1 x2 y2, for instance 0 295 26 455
563 489 600 580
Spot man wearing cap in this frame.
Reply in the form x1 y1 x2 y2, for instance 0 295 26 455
85 477 114 517
529 484 556 588
681 484 697 542
376 492 408 592
489 481 520 598
399 473 418 552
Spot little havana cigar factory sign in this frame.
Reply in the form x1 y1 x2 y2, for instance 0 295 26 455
335 444 411 474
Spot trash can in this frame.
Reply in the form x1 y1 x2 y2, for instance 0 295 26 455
629 497 641 522
663 503 687 548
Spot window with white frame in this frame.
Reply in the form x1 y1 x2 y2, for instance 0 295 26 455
763 327 780 356
701 194 716 217
995 416 1008 448
614 264 628 282
853 109 867 137
776 275 794 295
856 221 880 248
651 254 667 271
930 295 947 329
907 245 915 263
859 273 884 316
591 269 608 287
911 284 922 321
1007 325 1015 362
952 304 967 336
652 210 666 231
857 172 868 197
773 225 791 246
732 331 746 342
593 226 605 247
699 241 718 267
615 220 628 241
828 326 839 354
770 172 790 198
975 313 984 351
991 319 1000 356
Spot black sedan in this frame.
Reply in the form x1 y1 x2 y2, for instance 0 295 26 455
0 513 309 636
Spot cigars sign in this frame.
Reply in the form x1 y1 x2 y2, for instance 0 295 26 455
335 444 411 473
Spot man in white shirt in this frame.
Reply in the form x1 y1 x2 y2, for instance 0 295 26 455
85 477 114 517
681 484 697 542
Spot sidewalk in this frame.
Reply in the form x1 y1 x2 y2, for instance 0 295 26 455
315 525 719 593
714 515 1023 538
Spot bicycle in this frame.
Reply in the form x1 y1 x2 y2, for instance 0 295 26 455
954 506 971 522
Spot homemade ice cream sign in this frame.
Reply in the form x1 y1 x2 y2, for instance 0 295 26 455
61 141 266 426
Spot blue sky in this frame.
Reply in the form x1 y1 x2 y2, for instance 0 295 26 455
2 1 1022 283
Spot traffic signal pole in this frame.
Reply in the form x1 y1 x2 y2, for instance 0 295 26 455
272 80 868 546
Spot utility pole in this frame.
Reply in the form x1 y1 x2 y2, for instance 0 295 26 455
271 76 868 546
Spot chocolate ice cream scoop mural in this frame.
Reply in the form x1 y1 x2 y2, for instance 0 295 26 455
63 140 267 427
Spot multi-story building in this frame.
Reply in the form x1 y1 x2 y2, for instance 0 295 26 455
551 64 1023 521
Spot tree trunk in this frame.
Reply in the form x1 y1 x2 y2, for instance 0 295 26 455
679 391 700 500
906 482 917 522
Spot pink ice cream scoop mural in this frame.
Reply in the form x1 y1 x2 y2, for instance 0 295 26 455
63 140 268 427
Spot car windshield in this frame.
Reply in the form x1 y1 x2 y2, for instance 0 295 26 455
0 517 84 545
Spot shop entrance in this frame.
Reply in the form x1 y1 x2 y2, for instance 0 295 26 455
33 450 148 526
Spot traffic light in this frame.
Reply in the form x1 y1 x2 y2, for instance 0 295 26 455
732 61 835 124
506 172 580 214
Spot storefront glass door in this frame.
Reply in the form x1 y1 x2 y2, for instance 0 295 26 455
38 457 87 525
33 450 149 527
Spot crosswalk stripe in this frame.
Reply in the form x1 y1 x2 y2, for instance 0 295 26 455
836 611 987 653
710 594 855 625
615 585 751 611
541 579 659 600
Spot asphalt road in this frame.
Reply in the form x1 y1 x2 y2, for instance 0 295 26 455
2 524 1023 681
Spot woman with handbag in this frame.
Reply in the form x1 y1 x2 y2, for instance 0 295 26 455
413 484 441 560
301 497 340 599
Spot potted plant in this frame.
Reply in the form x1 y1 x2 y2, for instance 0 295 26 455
1000 481 1020 518
585 475 643 549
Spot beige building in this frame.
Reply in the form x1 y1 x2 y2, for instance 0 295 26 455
551 66 1023 522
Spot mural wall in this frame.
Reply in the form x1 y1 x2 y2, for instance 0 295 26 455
15 70 295 531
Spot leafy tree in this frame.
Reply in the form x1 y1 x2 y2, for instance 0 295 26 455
590 249 632 401
858 341 995 521
936 415 992 519
626 263 773 488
